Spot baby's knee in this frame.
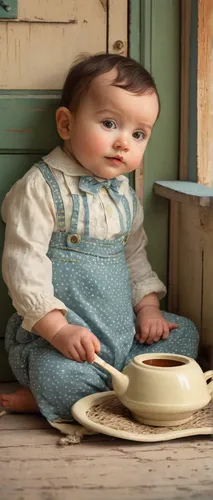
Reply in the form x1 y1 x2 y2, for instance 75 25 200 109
163 311 199 358
176 315 199 345
27 350 82 419
28 348 73 394
28 347 108 420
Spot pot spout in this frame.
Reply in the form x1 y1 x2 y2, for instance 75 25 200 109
111 372 129 397
93 355 129 397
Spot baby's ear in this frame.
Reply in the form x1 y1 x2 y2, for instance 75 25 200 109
56 107 72 140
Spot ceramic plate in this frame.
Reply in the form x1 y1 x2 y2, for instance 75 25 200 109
72 391 213 442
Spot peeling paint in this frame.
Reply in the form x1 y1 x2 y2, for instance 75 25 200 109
16 18 78 24
0 0 107 89
99 0 107 11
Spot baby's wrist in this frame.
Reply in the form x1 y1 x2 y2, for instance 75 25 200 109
135 293 160 314
139 304 159 311
34 309 68 341
51 322 74 342
137 305 160 318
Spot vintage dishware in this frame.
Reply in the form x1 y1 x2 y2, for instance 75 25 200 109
94 353 213 426
71 392 213 441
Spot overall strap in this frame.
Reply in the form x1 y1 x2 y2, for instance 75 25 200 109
69 194 90 236
115 203 125 233
69 194 79 234
36 162 66 232
129 186 138 220
119 187 138 234
120 197 131 233
82 195 90 237
115 184 138 235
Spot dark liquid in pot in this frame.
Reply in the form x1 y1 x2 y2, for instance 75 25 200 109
143 359 184 367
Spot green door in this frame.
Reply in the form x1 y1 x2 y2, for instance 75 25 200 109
0 93 60 380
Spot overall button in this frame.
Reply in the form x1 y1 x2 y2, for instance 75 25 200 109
67 234 81 244
123 233 130 244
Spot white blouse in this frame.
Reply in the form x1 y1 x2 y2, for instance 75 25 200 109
1 147 166 331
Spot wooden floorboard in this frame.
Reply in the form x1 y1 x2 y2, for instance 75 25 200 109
0 383 212 500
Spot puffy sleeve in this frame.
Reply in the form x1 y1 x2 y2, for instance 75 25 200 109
1 169 67 331
125 196 166 308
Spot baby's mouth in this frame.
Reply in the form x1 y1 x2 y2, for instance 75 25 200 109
105 156 124 164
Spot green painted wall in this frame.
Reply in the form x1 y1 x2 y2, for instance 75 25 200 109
130 0 180 307
0 95 60 380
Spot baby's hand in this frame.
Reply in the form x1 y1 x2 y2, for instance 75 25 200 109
50 324 100 363
135 306 178 345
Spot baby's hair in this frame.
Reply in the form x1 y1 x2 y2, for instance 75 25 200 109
60 53 160 116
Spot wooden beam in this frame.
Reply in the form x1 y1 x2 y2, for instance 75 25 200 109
168 201 180 313
154 180 213 208
179 0 191 180
197 0 213 185
108 0 128 55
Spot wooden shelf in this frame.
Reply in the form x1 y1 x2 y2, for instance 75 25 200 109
154 180 213 208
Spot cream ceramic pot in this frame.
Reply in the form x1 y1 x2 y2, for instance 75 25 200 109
94 353 213 426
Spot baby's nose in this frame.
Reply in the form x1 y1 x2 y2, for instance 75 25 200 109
113 136 129 151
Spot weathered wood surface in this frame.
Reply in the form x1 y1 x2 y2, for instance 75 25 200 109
197 0 213 186
179 0 191 181
177 204 203 333
17 0 103 23
0 385 212 500
168 201 180 313
154 181 213 208
164 198 213 351
0 0 107 89
108 0 128 55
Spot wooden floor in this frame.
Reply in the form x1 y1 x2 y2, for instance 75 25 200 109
0 383 212 500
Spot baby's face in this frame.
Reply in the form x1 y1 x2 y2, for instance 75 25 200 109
66 69 159 179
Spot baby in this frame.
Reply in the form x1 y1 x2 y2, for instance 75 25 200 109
0 53 198 422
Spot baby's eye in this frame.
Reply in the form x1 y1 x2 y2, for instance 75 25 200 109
102 120 116 129
133 131 145 141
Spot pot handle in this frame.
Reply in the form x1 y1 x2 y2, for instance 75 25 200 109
204 370 213 400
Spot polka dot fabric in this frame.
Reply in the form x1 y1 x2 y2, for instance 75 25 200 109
5 163 199 422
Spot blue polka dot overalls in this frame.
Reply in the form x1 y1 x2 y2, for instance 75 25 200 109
5 162 199 422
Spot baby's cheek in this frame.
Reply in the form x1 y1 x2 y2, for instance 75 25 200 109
86 132 107 156
129 155 143 171
131 148 146 169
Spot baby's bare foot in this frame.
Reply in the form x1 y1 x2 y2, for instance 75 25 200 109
0 387 40 413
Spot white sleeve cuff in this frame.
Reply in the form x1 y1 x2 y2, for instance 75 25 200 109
132 280 167 308
21 299 67 332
